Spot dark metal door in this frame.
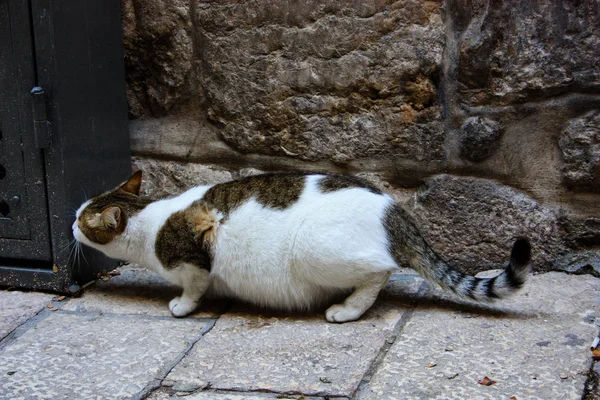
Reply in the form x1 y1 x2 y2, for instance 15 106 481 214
0 0 52 263
0 0 130 292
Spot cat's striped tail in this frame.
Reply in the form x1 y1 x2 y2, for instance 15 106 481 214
384 203 531 301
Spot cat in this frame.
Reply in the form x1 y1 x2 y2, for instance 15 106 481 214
72 170 531 323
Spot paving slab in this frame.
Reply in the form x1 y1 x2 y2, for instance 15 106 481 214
164 275 425 398
0 311 211 400
356 272 600 400
0 290 55 340
61 264 226 318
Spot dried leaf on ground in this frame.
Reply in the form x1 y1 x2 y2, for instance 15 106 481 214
56 295 66 302
426 363 437 368
478 376 496 386
97 269 121 281
592 349 600 360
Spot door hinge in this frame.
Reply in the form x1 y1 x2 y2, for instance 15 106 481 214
30 86 52 149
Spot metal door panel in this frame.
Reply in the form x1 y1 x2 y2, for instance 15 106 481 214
0 0 131 291
0 0 52 261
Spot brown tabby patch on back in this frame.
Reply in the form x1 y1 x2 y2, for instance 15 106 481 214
155 201 217 270
78 190 152 244
202 173 307 216
317 175 383 195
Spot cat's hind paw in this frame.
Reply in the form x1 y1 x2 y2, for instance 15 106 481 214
325 304 363 323
169 296 198 317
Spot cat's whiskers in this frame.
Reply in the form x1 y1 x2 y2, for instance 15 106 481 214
59 238 77 254
80 187 89 203
66 239 78 271
75 241 89 266
59 205 79 218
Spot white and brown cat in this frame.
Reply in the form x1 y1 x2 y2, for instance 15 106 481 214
73 171 531 323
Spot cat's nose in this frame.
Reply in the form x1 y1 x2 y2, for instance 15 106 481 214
71 221 77 231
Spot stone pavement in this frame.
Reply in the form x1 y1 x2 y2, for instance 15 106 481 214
1 266 599 400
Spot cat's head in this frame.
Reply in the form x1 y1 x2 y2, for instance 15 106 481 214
73 171 149 256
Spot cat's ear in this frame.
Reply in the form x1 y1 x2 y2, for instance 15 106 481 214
100 207 121 229
120 170 142 195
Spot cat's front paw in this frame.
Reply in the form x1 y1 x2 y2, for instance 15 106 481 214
325 304 363 323
169 296 198 317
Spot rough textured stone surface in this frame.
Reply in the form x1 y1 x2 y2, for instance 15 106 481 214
456 1 600 106
559 213 600 250
0 312 208 400
554 251 600 277
459 116 503 162
62 264 226 318
559 110 600 192
356 272 600 400
125 1 445 162
0 291 54 340
396 174 565 273
133 157 235 198
165 277 423 397
122 0 197 118
203 1 444 162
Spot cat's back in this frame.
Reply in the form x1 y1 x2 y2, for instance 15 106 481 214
201 172 389 215
204 173 393 267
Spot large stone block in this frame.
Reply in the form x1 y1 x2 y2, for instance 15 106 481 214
0 312 209 399
203 1 445 162
455 1 600 106
395 174 565 273
124 1 446 163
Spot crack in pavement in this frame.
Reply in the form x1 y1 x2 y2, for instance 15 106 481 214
135 318 219 400
351 279 429 399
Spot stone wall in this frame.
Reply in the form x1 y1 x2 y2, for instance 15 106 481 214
122 0 600 274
